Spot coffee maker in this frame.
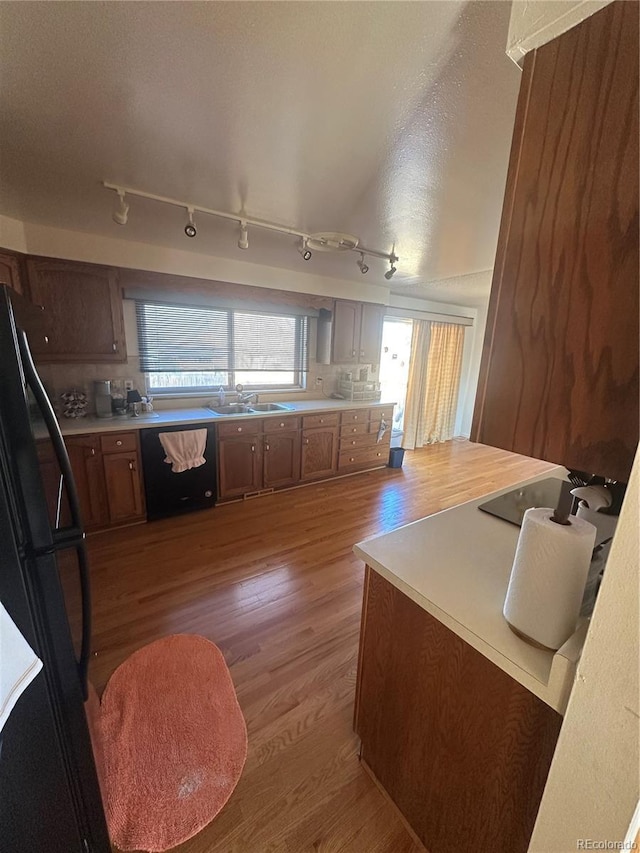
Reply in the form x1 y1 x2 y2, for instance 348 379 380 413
94 380 113 419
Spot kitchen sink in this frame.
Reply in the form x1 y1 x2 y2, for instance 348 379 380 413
207 404 254 415
248 403 293 412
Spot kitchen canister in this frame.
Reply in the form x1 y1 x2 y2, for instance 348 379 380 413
503 508 596 650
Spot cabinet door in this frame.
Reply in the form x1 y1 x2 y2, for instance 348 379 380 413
471 2 638 482
355 568 562 853
102 451 145 523
64 435 109 529
359 303 385 365
25 258 126 362
263 431 301 489
218 435 263 498
300 426 338 481
0 251 24 294
332 300 360 364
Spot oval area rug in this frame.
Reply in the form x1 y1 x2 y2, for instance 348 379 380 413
96 634 247 852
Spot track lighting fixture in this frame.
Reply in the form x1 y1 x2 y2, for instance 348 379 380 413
112 190 129 226
103 182 398 278
298 238 312 261
384 254 398 280
184 208 197 238
238 220 249 250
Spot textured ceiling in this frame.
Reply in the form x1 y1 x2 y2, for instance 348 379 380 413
0 1 519 306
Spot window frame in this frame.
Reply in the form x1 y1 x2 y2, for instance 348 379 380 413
137 300 309 397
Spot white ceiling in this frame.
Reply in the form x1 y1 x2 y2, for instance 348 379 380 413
0 1 519 306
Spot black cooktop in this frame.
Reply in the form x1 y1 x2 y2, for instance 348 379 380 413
478 477 573 527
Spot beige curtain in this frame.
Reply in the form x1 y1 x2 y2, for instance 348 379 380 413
403 321 465 449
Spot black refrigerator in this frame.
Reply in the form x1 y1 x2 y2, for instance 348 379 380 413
0 285 110 852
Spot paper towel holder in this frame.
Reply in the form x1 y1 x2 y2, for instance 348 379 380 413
550 486 574 525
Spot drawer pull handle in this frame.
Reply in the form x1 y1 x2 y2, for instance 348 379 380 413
251 445 255 452
129 461 134 470
305 438 309 445
352 428 357 433
351 440 356 445
350 457 355 462
112 342 117 352
44 335 49 344
265 443 270 451
116 440 122 446
354 415 358 420
90 448 95 456
237 427 242 432
279 422 285 427
320 418 324 423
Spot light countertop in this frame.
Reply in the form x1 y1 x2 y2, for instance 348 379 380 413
353 467 588 715
56 398 395 436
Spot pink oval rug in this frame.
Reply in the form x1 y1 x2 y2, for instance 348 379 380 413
93 634 247 852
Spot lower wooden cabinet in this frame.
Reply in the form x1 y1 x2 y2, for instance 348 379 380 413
102 451 144 522
355 568 562 853
300 426 339 481
218 434 263 498
39 431 145 532
0 250 24 294
263 431 301 489
217 406 392 499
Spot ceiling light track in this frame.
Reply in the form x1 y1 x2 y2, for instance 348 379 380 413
103 181 398 276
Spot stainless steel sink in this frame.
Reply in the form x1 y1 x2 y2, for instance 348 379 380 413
249 403 293 413
206 403 254 415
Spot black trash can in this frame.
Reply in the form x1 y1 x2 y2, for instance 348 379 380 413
388 447 405 468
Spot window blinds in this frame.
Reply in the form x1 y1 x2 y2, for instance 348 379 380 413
136 300 309 373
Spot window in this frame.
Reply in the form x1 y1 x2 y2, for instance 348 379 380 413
136 300 309 395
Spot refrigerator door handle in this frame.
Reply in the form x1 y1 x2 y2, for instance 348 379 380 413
17 330 92 700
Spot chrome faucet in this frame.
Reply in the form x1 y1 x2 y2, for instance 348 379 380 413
235 384 257 406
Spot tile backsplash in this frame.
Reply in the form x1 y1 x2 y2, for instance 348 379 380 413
38 302 378 415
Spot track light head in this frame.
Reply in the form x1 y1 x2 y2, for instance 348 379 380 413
238 220 249 250
184 208 197 238
384 255 398 279
298 238 312 261
112 191 129 226
357 253 369 274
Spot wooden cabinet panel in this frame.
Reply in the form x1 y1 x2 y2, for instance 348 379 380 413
25 258 126 362
65 435 109 529
263 431 301 489
218 435 262 498
100 432 137 453
359 303 385 365
302 412 339 429
300 426 339 481
103 452 144 523
341 410 368 424
0 250 24 294
471 2 639 483
338 446 388 471
262 415 300 433
217 419 261 437
355 568 562 853
332 300 385 365
332 300 360 364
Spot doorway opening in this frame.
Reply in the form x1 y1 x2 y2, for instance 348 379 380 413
379 318 412 441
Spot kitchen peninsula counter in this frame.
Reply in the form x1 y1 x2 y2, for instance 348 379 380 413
354 466 586 716
353 468 584 853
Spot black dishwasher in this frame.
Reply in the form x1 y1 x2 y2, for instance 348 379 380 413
140 423 217 520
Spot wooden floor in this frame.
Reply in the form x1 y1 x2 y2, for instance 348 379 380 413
86 440 552 853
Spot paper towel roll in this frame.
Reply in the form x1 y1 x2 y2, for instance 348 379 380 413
503 508 596 650
576 501 618 546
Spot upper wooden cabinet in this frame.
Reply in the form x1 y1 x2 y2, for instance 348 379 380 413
472 2 639 483
25 258 126 362
0 250 24 294
332 300 384 365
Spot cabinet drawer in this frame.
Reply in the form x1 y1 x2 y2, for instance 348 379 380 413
263 415 300 433
100 432 137 454
340 422 369 437
302 412 339 429
338 446 388 469
369 407 394 424
341 410 369 424
217 419 261 437
340 432 378 451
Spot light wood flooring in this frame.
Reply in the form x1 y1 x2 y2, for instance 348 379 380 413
87 439 553 853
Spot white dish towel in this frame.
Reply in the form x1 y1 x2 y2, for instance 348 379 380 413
0 601 43 734
159 429 207 473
